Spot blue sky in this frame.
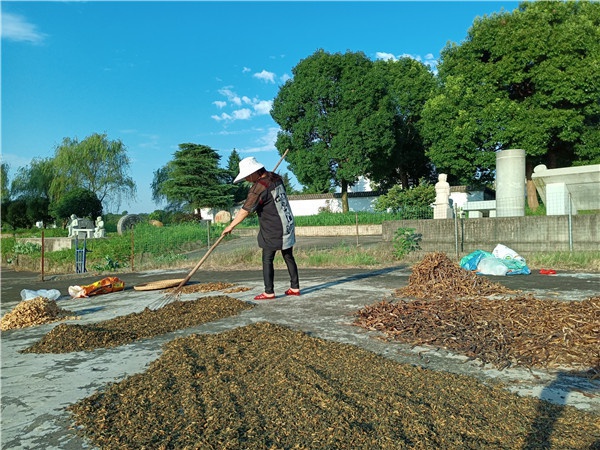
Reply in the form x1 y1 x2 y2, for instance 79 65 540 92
2 1 520 214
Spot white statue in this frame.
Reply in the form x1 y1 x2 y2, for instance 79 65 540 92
67 214 79 237
94 216 105 238
434 174 454 219
435 173 451 205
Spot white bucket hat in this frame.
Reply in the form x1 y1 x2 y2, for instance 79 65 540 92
234 157 265 183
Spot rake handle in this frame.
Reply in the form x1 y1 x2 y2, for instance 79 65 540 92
172 233 226 292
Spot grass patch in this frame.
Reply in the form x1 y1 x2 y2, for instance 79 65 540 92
525 251 600 272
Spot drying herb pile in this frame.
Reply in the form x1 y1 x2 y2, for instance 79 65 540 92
396 252 516 298
355 252 600 373
21 296 254 353
0 297 76 331
67 322 599 450
355 295 600 372
164 281 252 294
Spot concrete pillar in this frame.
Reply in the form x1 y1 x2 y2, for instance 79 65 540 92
496 149 526 217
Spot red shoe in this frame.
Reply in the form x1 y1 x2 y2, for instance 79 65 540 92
285 288 301 296
254 292 276 300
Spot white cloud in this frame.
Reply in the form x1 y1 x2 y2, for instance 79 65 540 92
243 127 279 154
232 109 252 120
213 100 227 109
242 67 251 73
218 88 242 106
211 112 233 122
253 70 276 83
375 51 438 72
280 73 291 83
253 100 272 116
375 52 396 61
1 12 46 44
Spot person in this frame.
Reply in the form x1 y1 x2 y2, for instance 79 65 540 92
222 156 300 300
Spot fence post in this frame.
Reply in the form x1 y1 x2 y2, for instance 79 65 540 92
355 213 359 246
453 204 459 260
41 229 45 282
130 227 135 272
568 192 573 253
207 220 211 247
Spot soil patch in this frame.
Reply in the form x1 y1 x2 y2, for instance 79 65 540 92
67 322 599 449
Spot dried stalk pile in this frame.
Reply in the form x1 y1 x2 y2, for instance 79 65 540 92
0 297 76 331
356 252 599 372
164 281 237 294
22 296 254 353
396 252 516 299
67 322 600 450
355 295 600 371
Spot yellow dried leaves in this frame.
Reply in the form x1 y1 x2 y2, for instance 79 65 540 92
1 297 76 331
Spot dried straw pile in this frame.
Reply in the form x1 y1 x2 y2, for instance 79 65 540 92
397 252 516 299
355 295 600 371
0 297 76 331
165 281 237 294
67 322 599 449
355 252 600 373
22 296 254 353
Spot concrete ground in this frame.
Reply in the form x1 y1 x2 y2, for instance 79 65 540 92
1 236 599 449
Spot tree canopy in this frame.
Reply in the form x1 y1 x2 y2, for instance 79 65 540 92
271 49 397 211
421 0 600 187
50 133 137 211
371 58 437 190
50 187 103 225
225 149 249 204
159 144 233 212
1 162 10 202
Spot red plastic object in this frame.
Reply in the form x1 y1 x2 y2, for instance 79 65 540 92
539 269 557 275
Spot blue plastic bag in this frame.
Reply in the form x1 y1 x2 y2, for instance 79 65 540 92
460 250 493 271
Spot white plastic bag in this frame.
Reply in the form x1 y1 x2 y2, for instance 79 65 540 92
477 257 509 276
20 289 61 301
492 244 525 262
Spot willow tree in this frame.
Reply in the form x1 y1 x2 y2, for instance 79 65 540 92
50 133 136 212
271 49 396 212
421 1 600 208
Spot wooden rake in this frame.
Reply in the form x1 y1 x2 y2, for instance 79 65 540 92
148 149 290 310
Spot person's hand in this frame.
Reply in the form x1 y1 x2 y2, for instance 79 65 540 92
222 226 233 236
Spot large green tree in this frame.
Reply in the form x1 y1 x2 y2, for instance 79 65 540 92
50 133 136 211
1 162 10 202
159 143 232 213
421 1 600 192
225 149 249 204
49 187 103 227
371 58 437 190
11 157 55 201
271 49 397 212
6 158 55 226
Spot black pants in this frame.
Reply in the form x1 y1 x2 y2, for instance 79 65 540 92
262 247 299 294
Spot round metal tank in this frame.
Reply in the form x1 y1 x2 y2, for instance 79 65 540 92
496 149 526 217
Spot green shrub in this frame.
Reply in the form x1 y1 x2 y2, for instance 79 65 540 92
392 227 422 259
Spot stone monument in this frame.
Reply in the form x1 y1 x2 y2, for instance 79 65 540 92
94 216 106 238
433 174 454 219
